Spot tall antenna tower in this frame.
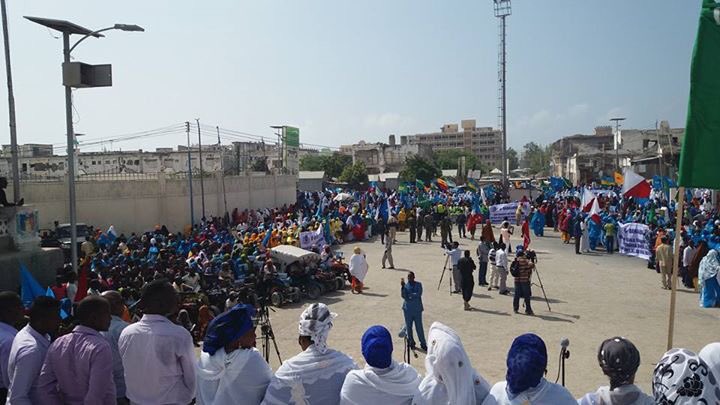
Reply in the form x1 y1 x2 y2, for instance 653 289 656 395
494 0 511 191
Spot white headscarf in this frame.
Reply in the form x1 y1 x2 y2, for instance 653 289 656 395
415 322 489 405
298 303 336 354
699 342 720 380
652 348 720 404
698 249 720 285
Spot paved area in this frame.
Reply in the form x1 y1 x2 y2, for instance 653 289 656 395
257 228 720 397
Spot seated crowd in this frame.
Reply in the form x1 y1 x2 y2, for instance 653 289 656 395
1 287 718 405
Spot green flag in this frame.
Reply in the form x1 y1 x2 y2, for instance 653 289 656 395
678 1 720 189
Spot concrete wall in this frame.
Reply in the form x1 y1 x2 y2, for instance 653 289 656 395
7 174 297 234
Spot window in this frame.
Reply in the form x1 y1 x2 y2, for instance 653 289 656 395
135 160 140 165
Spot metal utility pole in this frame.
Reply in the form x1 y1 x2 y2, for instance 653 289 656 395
195 119 205 220
216 126 227 217
610 117 626 172
62 31 78 273
186 121 195 228
1 0 19 201
495 0 511 195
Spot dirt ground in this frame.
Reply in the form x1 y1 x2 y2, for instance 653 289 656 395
245 227 720 397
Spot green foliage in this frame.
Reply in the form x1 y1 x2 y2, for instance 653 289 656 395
507 147 519 171
433 149 480 170
251 157 268 172
299 154 325 171
400 155 442 183
339 162 368 187
521 142 551 175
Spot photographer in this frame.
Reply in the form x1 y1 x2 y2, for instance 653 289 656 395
445 242 463 294
511 246 535 316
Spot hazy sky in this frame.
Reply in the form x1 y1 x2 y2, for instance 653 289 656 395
2 1 700 153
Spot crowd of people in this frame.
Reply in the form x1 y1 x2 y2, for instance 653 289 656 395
1 180 718 403
1 290 719 404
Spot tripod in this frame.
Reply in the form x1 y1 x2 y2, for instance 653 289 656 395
257 303 282 365
532 264 552 312
437 254 451 293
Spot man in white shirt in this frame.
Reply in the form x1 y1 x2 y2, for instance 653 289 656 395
681 240 697 288
0 292 24 403
100 291 130 404
340 325 420 405
119 280 196 405
494 243 510 295
445 242 463 294
262 303 357 404
7 296 61 405
196 304 272 405
65 272 78 304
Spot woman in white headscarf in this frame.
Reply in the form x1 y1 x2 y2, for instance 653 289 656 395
698 249 720 308
699 343 720 384
413 322 490 405
652 348 720 404
349 246 369 294
262 303 357 405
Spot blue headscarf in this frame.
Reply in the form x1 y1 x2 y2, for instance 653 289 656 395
202 304 255 356
361 325 393 369
506 333 547 395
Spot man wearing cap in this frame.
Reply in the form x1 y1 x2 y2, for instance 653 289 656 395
511 246 535 316
339 325 420 404
262 303 357 404
196 304 272 405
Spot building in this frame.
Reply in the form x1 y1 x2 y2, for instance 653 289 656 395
401 120 503 169
1 143 54 158
298 171 326 191
550 121 684 184
340 135 433 174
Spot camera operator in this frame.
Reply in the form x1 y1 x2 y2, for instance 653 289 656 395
511 246 535 316
445 242 463 294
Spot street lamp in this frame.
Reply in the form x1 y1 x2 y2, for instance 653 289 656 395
25 16 143 275
610 117 626 173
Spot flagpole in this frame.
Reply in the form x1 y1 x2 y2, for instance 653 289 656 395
666 186 685 350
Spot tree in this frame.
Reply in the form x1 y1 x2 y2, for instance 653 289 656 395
507 147 519 171
399 155 441 183
251 157 268 172
433 149 484 171
299 154 325 171
339 162 368 188
521 142 551 175
322 153 352 179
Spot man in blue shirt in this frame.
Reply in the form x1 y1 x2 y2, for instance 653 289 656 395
401 272 427 352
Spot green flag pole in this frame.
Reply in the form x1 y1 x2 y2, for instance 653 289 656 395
666 187 685 350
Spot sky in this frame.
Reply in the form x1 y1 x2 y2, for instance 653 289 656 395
1 1 701 154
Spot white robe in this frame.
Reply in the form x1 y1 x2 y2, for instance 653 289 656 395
699 342 720 380
349 253 369 283
481 379 576 405
196 347 272 405
340 361 420 405
413 322 490 405
577 384 655 405
261 344 357 405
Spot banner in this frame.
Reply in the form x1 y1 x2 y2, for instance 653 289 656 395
489 202 529 224
618 222 651 260
300 229 324 250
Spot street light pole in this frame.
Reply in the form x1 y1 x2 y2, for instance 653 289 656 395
610 117 626 173
1 0 19 201
62 31 79 274
26 16 143 275
196 119 205 220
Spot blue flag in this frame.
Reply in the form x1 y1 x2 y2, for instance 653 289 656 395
20 265 45 308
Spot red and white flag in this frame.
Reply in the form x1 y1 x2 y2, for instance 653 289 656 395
621 168 651 198
589 197 602 224
582 188 596 212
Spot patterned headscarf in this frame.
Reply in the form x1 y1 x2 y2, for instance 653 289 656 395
597 336 641 389
298 303 336 354
506 333 547 395
652 348 720 404
202 304 255 356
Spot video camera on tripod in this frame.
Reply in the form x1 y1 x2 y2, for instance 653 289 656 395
253 297 282 365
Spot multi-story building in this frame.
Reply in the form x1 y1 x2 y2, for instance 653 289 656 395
401 119 503 169
550 121 684 184
340 135 433 174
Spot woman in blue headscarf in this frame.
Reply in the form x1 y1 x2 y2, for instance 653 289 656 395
196 304 272 405
482 333 575 404
588 217 602 251
530 208 545 237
